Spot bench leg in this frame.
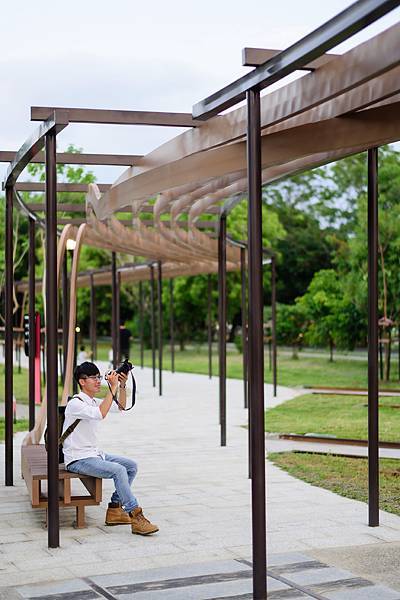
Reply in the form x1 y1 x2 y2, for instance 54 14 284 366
75 505 86 528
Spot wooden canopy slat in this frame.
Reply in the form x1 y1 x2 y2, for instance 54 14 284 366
0 151 143 166
242 48 339 69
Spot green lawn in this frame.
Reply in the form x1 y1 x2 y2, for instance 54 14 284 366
266 393 400 441
0 366 64 406
4 343 400 405
94 340 400 389
0 418 29 441
269 452 400 517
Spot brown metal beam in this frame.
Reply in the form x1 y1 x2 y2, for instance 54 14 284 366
0 151 143 166
368 147 379 527
218 215 227 447
3 111 69 188
31 107 200 127
242 47 338 69
45 130 60 548
4 185 14 485
15 182 111 193
247 87 267 599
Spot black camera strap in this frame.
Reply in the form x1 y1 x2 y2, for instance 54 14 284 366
106 371 136 411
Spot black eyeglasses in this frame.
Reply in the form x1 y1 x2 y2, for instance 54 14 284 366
83 375 102 382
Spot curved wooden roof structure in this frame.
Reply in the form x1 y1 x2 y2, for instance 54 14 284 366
77 21 400 278
6 18 400 289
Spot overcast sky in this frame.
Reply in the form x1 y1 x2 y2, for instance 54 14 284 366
1 0 399 183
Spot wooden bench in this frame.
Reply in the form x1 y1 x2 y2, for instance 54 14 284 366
21 445 102 528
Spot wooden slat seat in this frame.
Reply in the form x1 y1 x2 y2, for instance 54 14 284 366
21 444 102 528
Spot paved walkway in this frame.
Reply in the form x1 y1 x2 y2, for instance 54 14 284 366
2 367 400 598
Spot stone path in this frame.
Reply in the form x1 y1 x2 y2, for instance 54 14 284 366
1 366 400 598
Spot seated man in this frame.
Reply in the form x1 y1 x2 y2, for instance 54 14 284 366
62 361 158 535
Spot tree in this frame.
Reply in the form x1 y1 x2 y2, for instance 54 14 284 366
297 269 365 360
276 303 307 359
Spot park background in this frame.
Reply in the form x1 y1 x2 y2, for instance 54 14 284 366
2 143 400 516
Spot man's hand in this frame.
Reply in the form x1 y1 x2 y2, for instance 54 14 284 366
118 373 128 388
107 371 119 394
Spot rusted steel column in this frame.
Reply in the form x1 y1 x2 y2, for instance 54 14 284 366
28 217 36 431
241 247 248 409
5 185 14 486
368 147 379 527
169 278 175 373
62 251 69 382
150 265 156 387
157 261 163 396
218 214 227 446
139 281 144 368
207 274 212 379
90 274 97 361
111 252 118 369
45 130 59 548
247 88 266 599
271 255 277 398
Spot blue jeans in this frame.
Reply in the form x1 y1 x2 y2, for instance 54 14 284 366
67 454 139 513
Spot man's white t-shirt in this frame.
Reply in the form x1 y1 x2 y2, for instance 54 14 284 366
62 391 120 466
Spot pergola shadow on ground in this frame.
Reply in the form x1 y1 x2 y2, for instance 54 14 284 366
2 1 400 597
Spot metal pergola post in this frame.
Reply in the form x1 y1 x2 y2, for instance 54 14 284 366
45 130 60 548
271 255 277 398
150 264 156 387
28 217 36 431
157 261 163 396
90 274 97 360
247 88 267 599
208 274 212 379
240 247 248 408
169 278 175 373
139 281 144 368
4 185 14 486
218 214 227 447
368 146 379 527
111 252 118 369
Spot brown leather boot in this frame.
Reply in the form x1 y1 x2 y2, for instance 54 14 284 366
130 507 159 535
105 503 132 526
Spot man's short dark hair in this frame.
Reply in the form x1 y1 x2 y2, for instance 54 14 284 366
74 362 100 386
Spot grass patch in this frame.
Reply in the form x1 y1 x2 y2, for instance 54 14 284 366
94 340 400 389
0 366 29 405
0 418 29 441
0 366 66 405
266 393 400 441
269 452 400 517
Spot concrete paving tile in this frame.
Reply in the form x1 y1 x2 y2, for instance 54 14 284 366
15 578 91 598
323 584 400 599
267 552 318 567
0 567 76 588
93 559 250 587
150 549 239 568
287 566 357 586
109 578 254 600
97 542 185 561
67 557 159 577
